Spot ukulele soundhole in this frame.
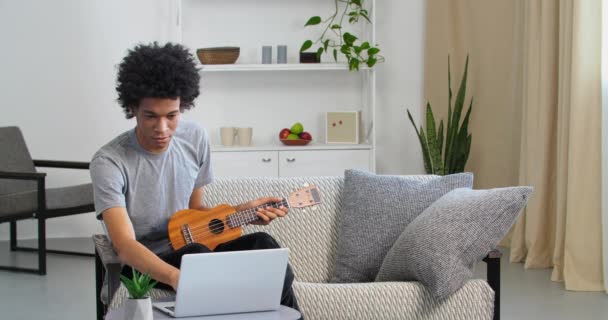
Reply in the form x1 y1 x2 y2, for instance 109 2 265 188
209 219 225 234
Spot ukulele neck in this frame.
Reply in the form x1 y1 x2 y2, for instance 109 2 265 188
227 199 290 228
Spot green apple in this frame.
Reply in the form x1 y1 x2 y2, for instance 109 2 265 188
290 122 304 135
287 133 300 140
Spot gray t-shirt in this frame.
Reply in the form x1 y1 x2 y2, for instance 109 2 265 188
90 121 213 254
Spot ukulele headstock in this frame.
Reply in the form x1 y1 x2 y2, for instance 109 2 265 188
287 185 321 209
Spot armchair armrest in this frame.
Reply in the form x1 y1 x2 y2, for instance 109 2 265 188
33 159 90 169
0 170 46 181
0 171 46 221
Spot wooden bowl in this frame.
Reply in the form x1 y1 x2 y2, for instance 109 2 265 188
280 139 312 146
196 47 240 65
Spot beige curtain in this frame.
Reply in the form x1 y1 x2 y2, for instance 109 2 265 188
511 0 603 291
425 0 605 291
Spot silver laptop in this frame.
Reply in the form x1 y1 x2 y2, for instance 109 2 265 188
153 248 289 318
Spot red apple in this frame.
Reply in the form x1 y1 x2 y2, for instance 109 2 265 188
279 128 291 140
299 131 312 140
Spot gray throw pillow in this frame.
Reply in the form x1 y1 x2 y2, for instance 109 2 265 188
376 187 533 300
330 169 474 283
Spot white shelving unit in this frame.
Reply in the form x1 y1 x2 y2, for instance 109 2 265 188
201 63 369 72
174 0 377 177
211 142 373 152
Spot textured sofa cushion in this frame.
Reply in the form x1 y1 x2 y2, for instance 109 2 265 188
331 170 474 283
376 187 533 300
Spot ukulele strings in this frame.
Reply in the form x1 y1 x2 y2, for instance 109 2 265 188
185 200 289 237
178 199 290 240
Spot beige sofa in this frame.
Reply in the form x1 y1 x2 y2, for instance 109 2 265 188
94 176 498 320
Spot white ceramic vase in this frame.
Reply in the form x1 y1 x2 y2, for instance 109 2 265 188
124 297 153 320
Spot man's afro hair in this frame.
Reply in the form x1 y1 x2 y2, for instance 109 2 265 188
116 42 200 118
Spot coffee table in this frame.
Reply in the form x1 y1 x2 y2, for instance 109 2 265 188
105 304 301 320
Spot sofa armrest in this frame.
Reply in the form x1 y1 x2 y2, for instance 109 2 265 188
293 280 494 320
483 249 502 320
93 234 122 320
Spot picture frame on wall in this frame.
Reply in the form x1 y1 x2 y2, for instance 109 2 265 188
326 111 362 144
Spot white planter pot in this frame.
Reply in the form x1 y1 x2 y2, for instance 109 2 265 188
124 297 153 320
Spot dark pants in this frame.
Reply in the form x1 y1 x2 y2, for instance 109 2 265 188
121 232 300 312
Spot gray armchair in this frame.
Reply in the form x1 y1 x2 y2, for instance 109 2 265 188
0 126 95 275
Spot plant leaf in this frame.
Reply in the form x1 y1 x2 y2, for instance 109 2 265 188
449 55 469 172
425 103 443 174
445 56 453 171
324 39 330 52
454 99 473 172
333 48 338 62
316 47 324 60
343 32 358 46
331 24 342 30
408 110 432 174
340 45 350 54
419 128 432 174
361 12 371 23
367 56 377 67
445 55 468 173
304 16 322 27
300 40 313 53
361 42 370 50
367 47 380 55
437 120 444 166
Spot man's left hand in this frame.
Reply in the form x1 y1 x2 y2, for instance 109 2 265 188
237 197 288 225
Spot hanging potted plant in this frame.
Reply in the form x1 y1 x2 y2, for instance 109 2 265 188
300 0 384 70
120 269 158 320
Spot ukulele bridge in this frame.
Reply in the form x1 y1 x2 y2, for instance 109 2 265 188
181 224 194 245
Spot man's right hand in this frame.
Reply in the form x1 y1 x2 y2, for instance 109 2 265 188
103 207 182 293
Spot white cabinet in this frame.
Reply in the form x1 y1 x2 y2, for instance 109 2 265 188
211 151 278 177
279 150 370 177
211 148 371 177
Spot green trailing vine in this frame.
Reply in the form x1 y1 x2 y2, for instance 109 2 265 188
300 0 384 71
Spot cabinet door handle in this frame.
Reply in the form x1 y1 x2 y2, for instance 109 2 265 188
261 158 272 163
286 158 296 163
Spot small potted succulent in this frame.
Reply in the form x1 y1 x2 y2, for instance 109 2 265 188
120 269 158 320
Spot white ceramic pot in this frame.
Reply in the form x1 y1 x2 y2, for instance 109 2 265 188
124 297 153 320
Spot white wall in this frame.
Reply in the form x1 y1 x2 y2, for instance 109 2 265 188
376 0 426 174
0 0 175 240
0 0 425 240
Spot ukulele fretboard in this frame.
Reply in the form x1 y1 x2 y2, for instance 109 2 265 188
226 199 290 228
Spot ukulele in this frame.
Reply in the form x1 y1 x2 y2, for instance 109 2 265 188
168 185 321 250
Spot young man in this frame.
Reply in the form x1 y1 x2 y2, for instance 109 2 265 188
90 42 299 310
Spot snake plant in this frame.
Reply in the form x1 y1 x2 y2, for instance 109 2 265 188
408 56 472 175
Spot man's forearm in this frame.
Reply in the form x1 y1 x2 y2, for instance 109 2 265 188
114 238 179 288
